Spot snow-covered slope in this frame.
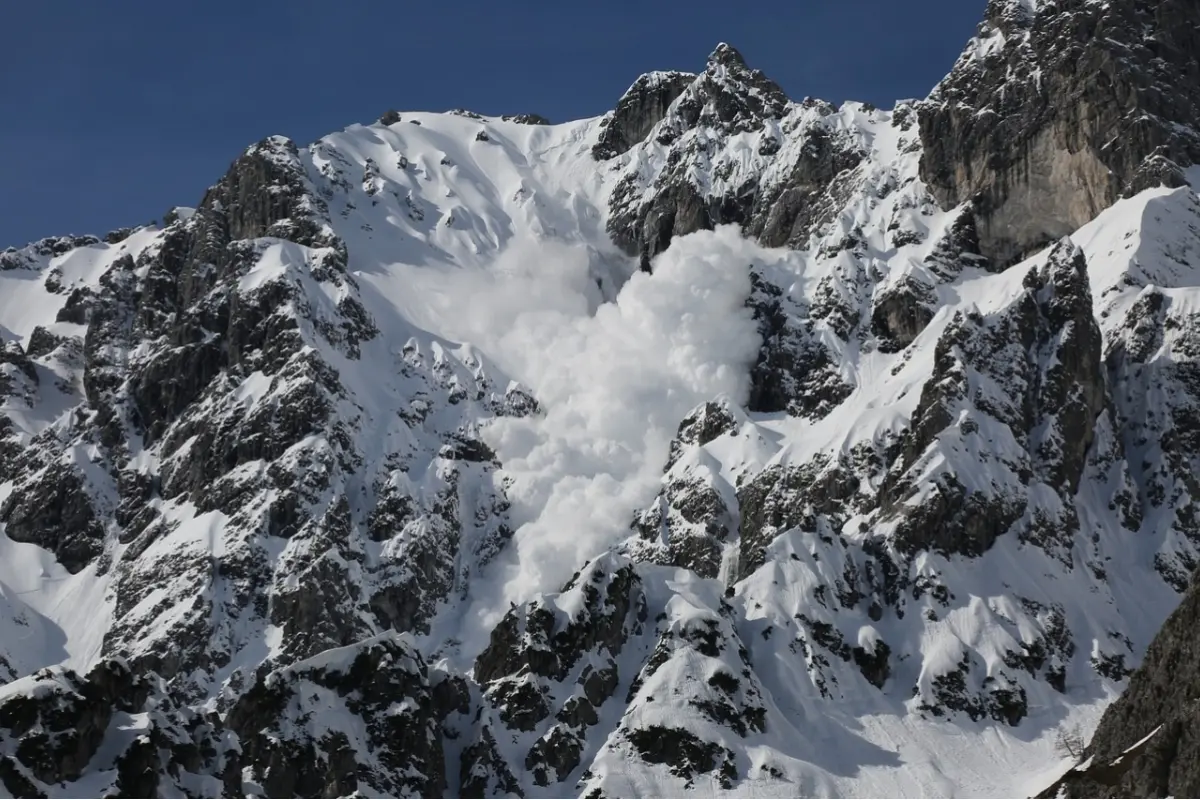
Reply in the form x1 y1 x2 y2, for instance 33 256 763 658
4 1 1200 797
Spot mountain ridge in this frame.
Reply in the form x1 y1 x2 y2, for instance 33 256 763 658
3 1 1200 796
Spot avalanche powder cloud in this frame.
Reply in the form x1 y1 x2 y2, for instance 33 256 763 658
406 225 765 641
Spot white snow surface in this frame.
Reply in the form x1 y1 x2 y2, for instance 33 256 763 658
1 94 1199 798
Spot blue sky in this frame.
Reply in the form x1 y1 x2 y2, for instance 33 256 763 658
1 0 986 247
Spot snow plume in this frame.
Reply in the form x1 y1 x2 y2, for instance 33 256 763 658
425 225 765 652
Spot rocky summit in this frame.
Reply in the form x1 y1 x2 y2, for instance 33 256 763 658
4 1 1200 797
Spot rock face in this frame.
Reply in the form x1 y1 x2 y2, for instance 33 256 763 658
882 238 1107 560
3 1 1200 796
227 634 461 798
626 400 742 577
0 636 461 798
592 71 696 161
1 129 518 704
919 0 1200 266
467 554 648 791
1043 578 1200 798
0 659 239 798
603 44 855 270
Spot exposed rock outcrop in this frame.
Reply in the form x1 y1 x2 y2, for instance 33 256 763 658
228 633 460 798
1043 577 1200 798
0 660 238 798
919 0 1200 265
469 555 648 789
882 238 1106 560
593 71 698 161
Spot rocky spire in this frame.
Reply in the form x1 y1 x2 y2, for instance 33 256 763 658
683 41 790 133
707 41 748 68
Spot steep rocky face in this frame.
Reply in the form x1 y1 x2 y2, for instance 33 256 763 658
0 130 520 711
0 636 463 798
744 268 855 418
227 633 463 798
592 71 696 161
625 400 742 578
1043 577 1200 798
0 659 239 798
920 0 1200 266
631 213 1170 739
881 238 1108 561
599 48 953 432
603 45 854 270
467 555 649 791
579 593 769 795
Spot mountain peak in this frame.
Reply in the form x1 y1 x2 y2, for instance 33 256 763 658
675 43 790 135
707 42 748 69
592 43 788 161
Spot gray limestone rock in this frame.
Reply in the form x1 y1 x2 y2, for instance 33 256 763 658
0 660 237 798
6 4 1200 794
1042 578 1200 798
502 112 551 125
630 473 735 579
0 462 105 573
870 277 937 352
745 269 854 419
227 633 454 799
603 46 797 269
470 556 647 788
882 238 1106 558
593 71 696 161
919 0 1200 266
737 456 864 580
